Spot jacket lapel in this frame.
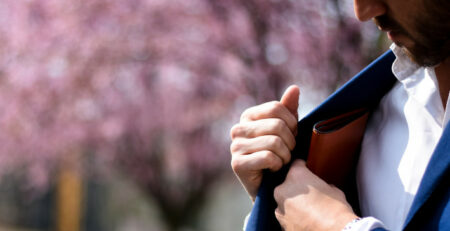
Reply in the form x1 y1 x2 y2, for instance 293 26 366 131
295 50 397 160
403 122 450 229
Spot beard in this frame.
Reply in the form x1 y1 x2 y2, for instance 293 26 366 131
374 14 450 67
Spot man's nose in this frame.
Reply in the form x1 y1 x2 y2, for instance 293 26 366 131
353 0 387 21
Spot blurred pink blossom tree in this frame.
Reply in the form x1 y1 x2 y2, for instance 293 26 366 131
0 0 383 230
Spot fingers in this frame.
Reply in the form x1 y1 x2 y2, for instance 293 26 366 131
230 118 296 150
229 85 301 201
230 135 292 165
231 150 284 173
230 149 285 200
273 157 357 231
240 101 298 134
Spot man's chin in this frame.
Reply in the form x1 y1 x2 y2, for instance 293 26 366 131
401 45 445 67
403 48 424 66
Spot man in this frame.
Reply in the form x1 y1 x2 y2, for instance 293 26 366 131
230 0 450 230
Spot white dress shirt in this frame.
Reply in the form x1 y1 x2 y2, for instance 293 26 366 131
351 44 450 230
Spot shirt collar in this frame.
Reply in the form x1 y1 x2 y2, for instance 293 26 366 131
390 44 441 90
390 43 421 82
390 43 448 128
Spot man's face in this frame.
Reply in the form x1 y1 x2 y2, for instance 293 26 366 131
355 0 450 67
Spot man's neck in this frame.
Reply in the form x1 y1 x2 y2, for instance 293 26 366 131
435 57 450 110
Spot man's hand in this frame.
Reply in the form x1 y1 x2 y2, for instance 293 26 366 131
230 85 300 202
274 160 358 231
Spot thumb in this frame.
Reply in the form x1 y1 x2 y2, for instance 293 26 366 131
280 85 300 119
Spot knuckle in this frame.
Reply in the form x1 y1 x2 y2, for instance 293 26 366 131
240 103 261 121
274 186 281 200
229 140 243 154
274 209 280 218
274 185 285 203
271 119 285 133
285 152 292 163
230 157 242 172
240 109 251 121
274 208 285 226
263 151 282 171
268 101 283 115
287 139 296 151
272 159 283 171
269 136 283 149
230 124 243 139
261 150 274 162
290 137 297 150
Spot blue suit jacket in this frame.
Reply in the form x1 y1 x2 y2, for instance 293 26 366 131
245 51 450 231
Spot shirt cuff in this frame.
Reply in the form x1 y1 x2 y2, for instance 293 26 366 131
342 217 388 231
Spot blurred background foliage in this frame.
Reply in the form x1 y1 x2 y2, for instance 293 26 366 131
0 0 389 230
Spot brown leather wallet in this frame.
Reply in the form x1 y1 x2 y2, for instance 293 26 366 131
306 108 369 189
